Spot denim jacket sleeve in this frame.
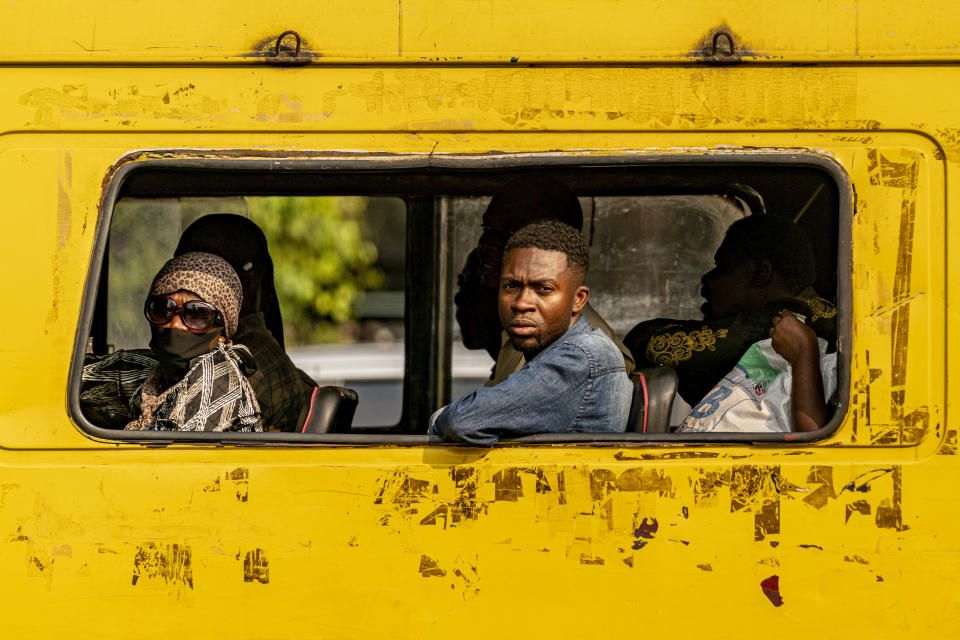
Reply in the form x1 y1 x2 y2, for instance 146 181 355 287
431 341 591 446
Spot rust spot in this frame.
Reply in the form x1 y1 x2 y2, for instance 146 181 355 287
374 471 431 507
688 23 751 64
760 575 783 607
524 467 553 493
202 477 221 492
589 469 617 500
633 517 659 540
875 466 909 531
867 150 920 440
227 467 248 481
697 563 713 572
900 409 930 445
845 500 872 523
802 466 837 510
622 557 634 568
841 468 895 493
248 31 317 65
243 549 269 584
753 501 780 542
616 468 674 496
692 469 731 507
418 505 448 527
730 466 780 541
492 468 522 501
450 466 480 522
934 128 960 157
132 543 193 591
579 553 605 565
940 429 958 455
9 527 29 542
602 499 615 530
228 468 249 502
452 565 480 597
613 451 720 461
771 471 809 496
591 468 675 500
844 555 869 564
418 555 446 577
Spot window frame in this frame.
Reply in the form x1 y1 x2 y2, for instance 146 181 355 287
68 150 852 446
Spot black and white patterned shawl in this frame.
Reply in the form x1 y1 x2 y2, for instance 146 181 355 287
80 349 158 429
81 344 262 432
127 343 262 432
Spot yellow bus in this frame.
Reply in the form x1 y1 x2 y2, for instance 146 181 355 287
1 1 956 637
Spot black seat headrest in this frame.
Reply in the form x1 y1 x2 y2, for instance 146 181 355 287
301 386 359 434
626 367 678 434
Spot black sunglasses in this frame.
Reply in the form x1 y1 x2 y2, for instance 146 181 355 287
144 295 222 332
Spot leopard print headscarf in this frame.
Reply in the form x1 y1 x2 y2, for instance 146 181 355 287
149 252 242 337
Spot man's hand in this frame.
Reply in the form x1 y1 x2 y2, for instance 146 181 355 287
769 310 818 365
769 310 826 432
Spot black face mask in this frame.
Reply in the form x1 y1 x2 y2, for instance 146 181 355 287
149 326 222 379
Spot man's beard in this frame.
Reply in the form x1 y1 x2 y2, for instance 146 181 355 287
511 321 569 361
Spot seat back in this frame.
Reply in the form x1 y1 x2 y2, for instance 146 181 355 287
626 367 679 434
300 386 359 434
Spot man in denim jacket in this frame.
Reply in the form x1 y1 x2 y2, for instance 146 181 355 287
432 221 632 445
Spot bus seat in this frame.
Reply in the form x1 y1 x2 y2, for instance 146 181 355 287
300 386 359 434
626 367 678 434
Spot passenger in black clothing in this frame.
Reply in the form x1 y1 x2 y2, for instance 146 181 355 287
175 214 317 432
454 173 634 383
625 215 836 407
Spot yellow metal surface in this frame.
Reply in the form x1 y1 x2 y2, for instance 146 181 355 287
3 1 960 63
1 2 959 638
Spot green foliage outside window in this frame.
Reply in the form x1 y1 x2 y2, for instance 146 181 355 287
246 196 384 345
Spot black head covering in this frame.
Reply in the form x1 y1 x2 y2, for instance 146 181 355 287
174 214 285 348
482 173 584 233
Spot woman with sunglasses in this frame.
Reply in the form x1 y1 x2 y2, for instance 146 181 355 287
81 252 262 432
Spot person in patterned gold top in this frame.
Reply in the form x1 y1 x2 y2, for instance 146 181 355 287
624 215 836 407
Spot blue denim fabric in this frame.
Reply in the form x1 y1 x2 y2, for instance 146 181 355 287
432 315 632 445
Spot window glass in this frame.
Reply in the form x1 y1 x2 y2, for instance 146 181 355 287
106 196 406 427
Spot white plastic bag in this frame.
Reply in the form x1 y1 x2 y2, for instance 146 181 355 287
679 338 837 433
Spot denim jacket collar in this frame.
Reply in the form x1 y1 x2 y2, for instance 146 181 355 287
530 314 589 362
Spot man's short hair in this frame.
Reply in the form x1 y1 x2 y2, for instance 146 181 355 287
504 220 590 276
721 215 816 292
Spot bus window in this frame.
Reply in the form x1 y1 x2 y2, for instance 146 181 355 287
103 195 406 429
72 156 846 443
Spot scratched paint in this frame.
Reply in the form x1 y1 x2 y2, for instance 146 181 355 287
760 575 784 606
132 543 194 593
243 549 269 584
0 4 956 637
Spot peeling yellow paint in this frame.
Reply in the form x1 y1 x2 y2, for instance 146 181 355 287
0 2 957 637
